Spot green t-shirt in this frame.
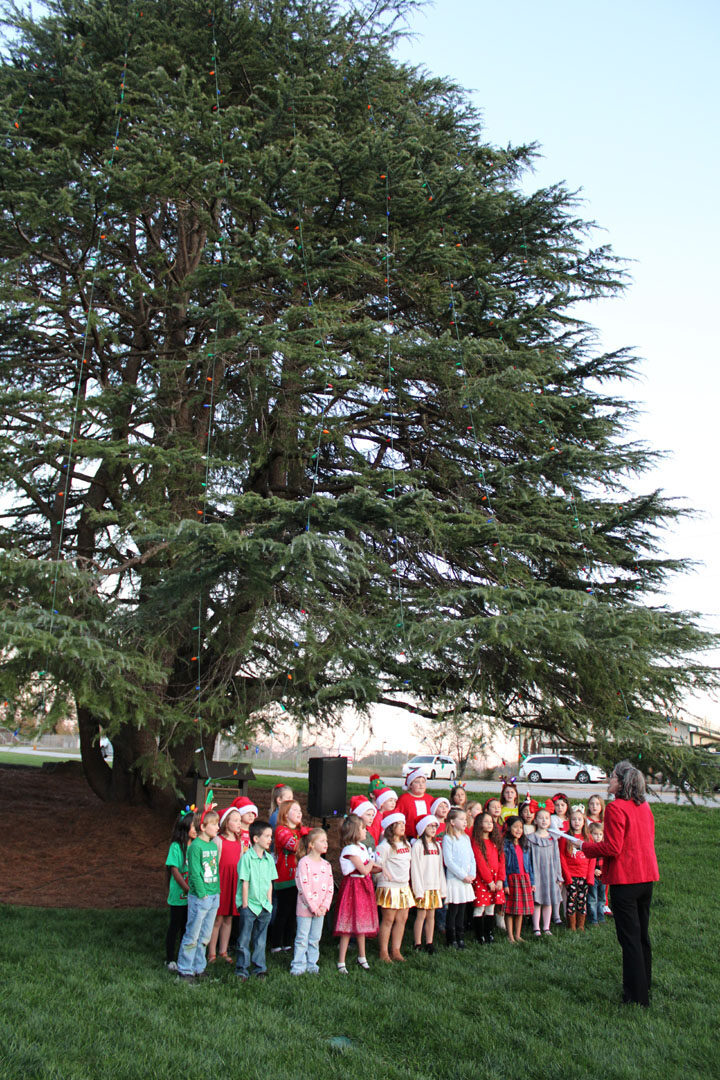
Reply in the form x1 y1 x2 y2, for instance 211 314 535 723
187 838 220 898
236 846 278 916
165 841 189 906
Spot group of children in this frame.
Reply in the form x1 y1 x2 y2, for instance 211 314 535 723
164 772 609 981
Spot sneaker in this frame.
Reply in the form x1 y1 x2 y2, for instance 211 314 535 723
165 961 178 972
282 945 292 952
270 947 283 954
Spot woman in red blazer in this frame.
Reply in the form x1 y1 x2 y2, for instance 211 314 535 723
580 761 659 1007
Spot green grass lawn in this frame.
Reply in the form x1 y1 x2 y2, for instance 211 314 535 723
0 804 718 1080
0 750 81 767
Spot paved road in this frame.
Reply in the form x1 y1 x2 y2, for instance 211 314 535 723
3 748 716 805
252 767 719 806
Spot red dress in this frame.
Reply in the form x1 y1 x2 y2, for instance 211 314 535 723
216 836 244 916
472 836 506 908
333 844 379 937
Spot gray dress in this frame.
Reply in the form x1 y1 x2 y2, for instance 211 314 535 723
527 833 561 905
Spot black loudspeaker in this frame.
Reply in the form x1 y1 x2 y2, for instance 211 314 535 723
307 756 348 819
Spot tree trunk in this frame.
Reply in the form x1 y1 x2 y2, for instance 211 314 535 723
78 708 147 805
77 706 112 801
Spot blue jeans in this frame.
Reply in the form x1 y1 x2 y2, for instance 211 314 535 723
177 893 219 975
587 882 605 924
291 914 324 974
235 906 272 977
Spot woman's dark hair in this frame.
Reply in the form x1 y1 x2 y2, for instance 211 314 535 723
613 760 647 804
472 811 503 852
504 814 528 850
166 811 195 883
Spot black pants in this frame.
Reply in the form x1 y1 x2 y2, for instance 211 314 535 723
165 904 188 963
269 885 297 949
446 902 467 942
610 882 653 1006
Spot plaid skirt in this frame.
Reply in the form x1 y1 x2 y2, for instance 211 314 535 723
505 872 534 915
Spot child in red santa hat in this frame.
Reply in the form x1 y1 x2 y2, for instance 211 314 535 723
396 769 434 840
349 795 380 852
373 786 398 817
375 812 415 962
410 814 446 953
208 803 257 963
430 797 451 837
230 796 259 855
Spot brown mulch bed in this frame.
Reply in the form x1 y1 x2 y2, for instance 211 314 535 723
0 763 342 909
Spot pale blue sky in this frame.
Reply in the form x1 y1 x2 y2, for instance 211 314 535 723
394 0 720 725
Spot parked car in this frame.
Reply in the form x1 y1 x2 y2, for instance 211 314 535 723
518 754 606 785
402 754 457 782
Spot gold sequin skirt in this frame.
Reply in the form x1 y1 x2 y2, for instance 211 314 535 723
376 885 416 910
414 889 443 910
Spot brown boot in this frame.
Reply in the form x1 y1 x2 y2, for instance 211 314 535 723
567 912 577 931
577 913 586 931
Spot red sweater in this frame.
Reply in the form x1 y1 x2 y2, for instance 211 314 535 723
395 792 433 840
559 833 596 885
582 799 659 886
274 825 302 887
472 837 506 885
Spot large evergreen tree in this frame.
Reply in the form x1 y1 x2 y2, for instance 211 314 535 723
0 0 716 804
